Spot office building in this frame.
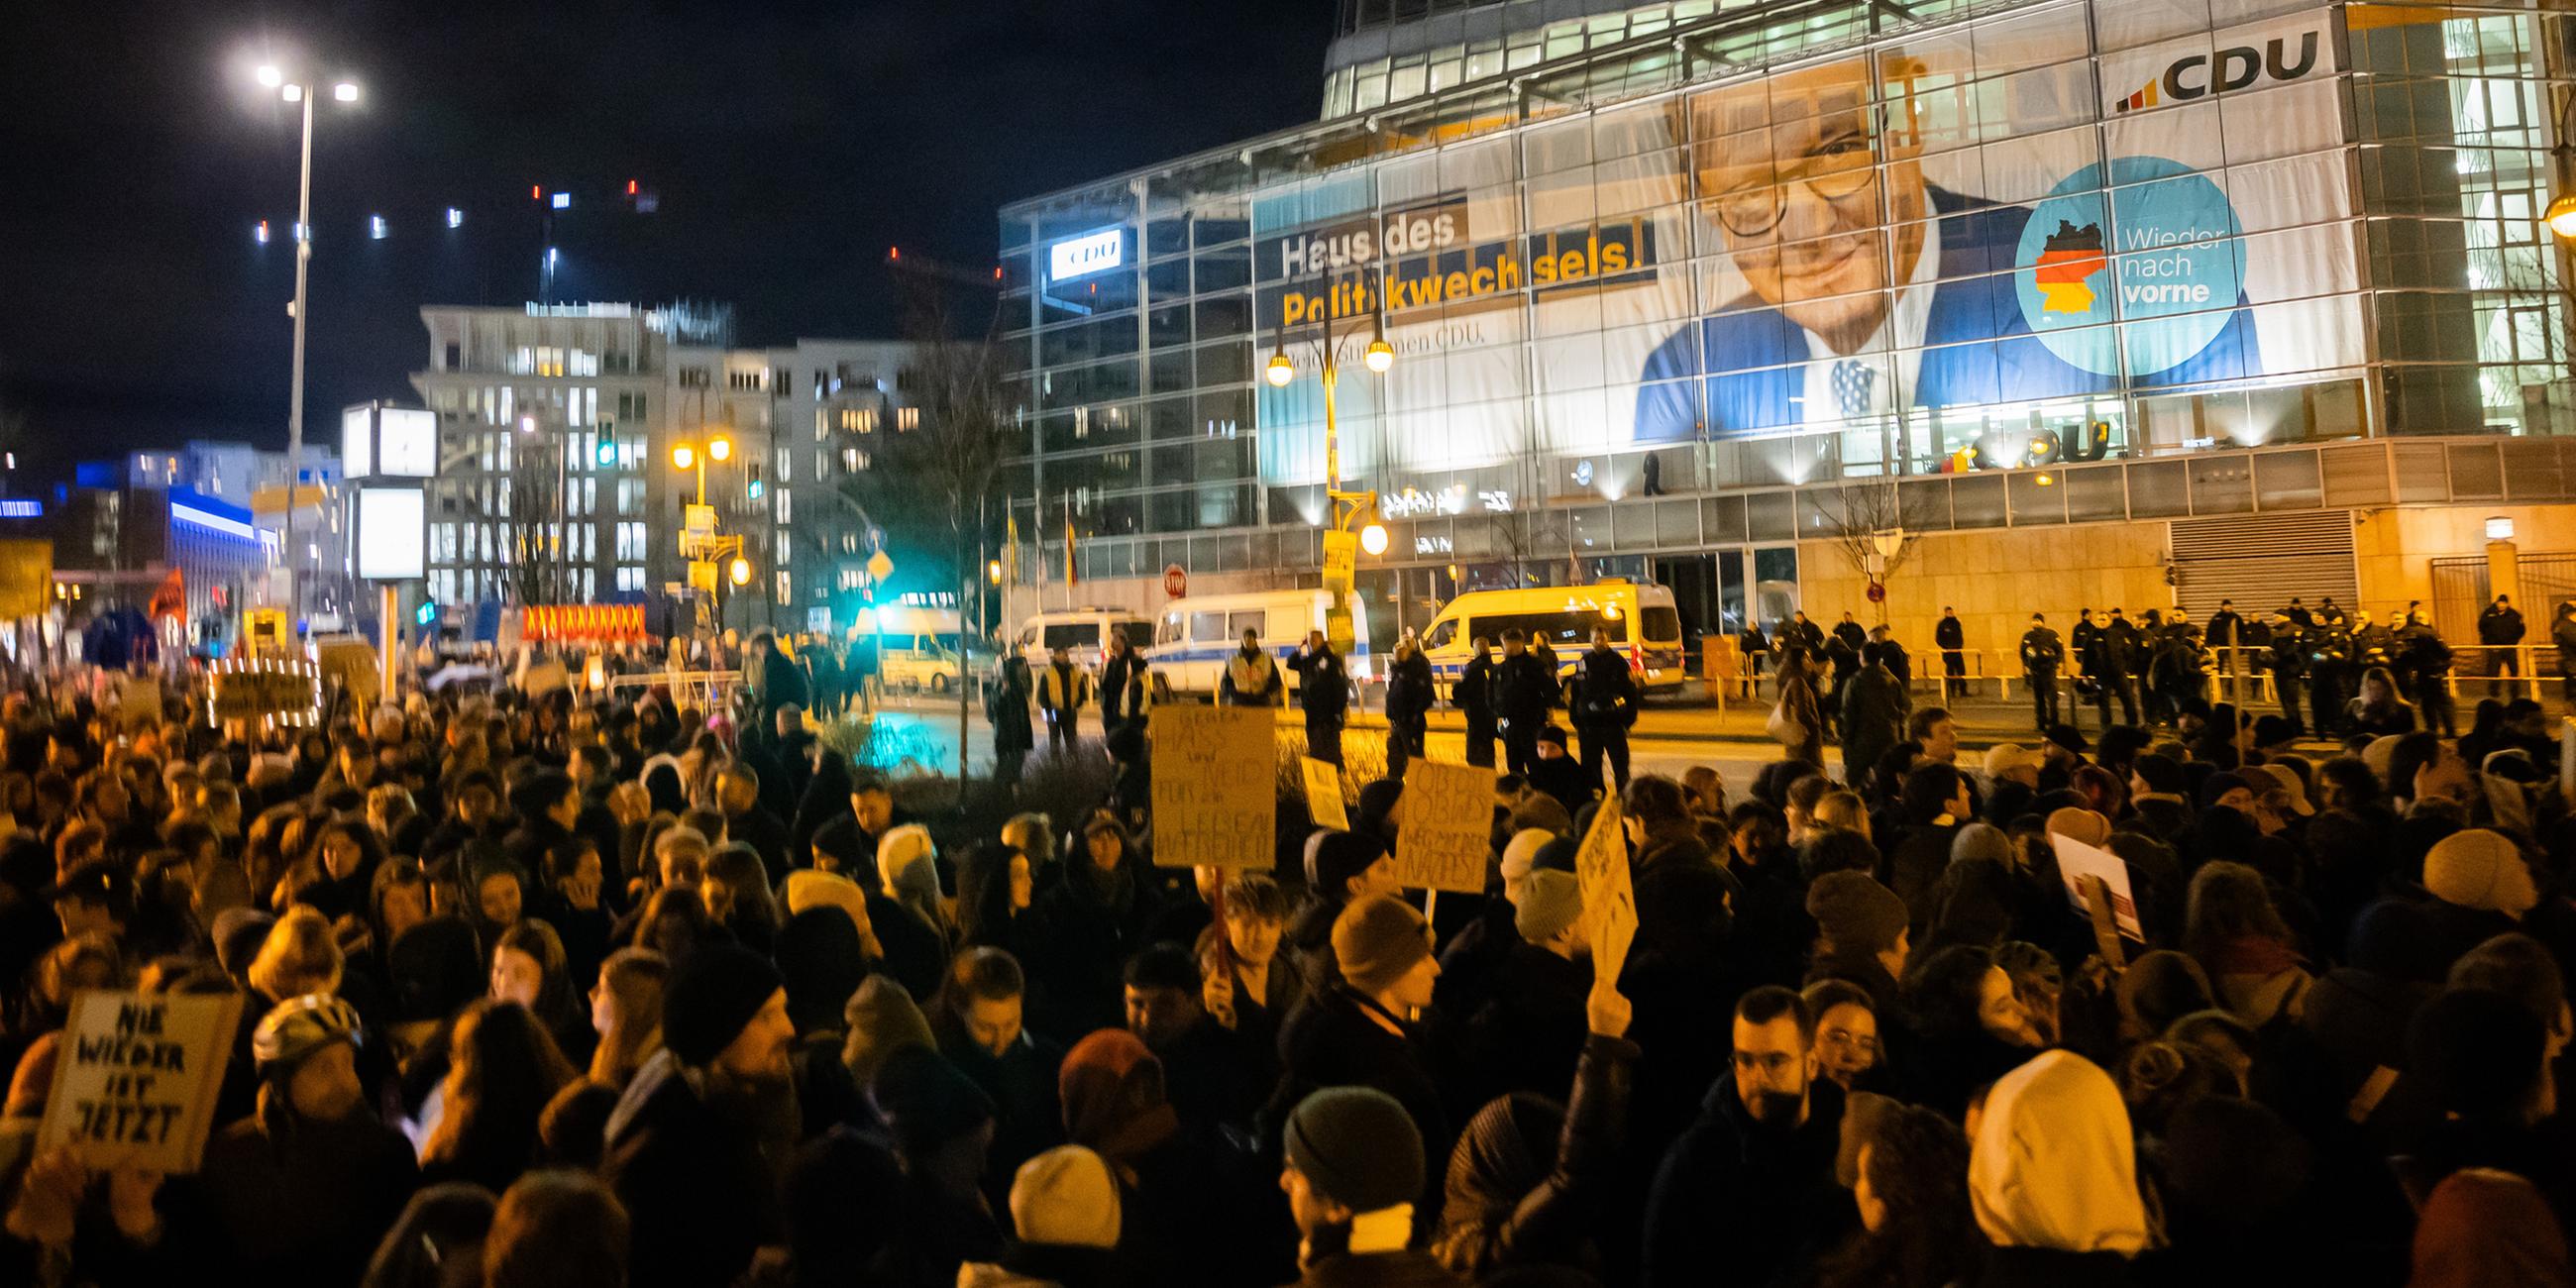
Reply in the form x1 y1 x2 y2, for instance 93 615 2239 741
998 0 2576 654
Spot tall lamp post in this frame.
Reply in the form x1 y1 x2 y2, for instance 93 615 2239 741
253 61 360 621
672 435 740 635
1265 274 1394 655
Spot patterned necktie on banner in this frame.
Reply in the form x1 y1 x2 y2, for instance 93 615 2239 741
1830 358 1877 421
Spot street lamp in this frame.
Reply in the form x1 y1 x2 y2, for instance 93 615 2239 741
671 444 696 471
706 437 732 463
1265 268 1395 655
728 556 753 587
669 434 733 504
250 56 362 619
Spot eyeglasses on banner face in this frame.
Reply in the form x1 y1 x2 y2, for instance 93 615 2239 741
1709 132 1880 238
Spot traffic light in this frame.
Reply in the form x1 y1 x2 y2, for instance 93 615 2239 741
594 438 617 468
415 599 439 627
747 464 766 500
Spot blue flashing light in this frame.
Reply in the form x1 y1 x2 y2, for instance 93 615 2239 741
551 192 571 210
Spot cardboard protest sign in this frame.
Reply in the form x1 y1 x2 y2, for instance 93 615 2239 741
0 539 52 619
1393 760 1495 893
315 637 383 702
1302 756 1349 831
1149 705 1275 868
39 990 244 1172
2051 832 2143 941
1573 798 1638 983
116 674 162 730
208 660 321 725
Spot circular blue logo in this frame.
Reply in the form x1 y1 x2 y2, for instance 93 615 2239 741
2014 156 2240 377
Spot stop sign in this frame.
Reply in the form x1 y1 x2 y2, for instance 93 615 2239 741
1163 564 1187 597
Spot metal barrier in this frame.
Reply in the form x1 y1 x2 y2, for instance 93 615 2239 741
605 669 744 712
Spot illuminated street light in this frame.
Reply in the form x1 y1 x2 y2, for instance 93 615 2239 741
707 436 733 462
332 81 359 102
1358 522 1389 557
728 556 753 587
1363 336 1395 374
1264 348 1295 387
671 444 696 471
256 64 282 88
2549 192 2576 240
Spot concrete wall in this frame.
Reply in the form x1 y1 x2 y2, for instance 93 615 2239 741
1796 522 2176 671
2354 503 2576 618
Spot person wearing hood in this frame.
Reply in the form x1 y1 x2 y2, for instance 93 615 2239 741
1027 817 1164 1038
2182 860 2313 1027
1267 893 1450 1227
1434 973 1639 1281
1060 1027 1253 1285
1643 986 1851 1288
795 842 947 1003
2402 986 2571 1234
878 822 952 949
600 944 799 1288
170 993 420 1283
2410 1165 2576 1288
1965 1050 2149 1286
1279 1087 1467 1288
871 1042 1009 1284
957 1145 1130 1288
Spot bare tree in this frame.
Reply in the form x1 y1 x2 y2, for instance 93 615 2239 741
848 260 1018 782
1809 477 1931 625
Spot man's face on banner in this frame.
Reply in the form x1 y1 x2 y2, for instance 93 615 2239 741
1691 60 1928 354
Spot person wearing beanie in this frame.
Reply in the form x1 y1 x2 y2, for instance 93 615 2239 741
2043 806 2112 850
1282 828 1402 999
1267 894 1450 1233
2422 829 2541 970
869 1043 1008 1282
1526 724 1596 815
176 993 419 1283
602 943 796 1288
1281 1087 1466 1286
1447 868 1596 1112
877 822 948 943
958 1145 1128 1288
1499 828 1556 903
1982 744 2041 825
1804 872 1910 1018
1514 870 1584 950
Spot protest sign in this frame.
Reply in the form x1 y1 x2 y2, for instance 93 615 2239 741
2051 832 2143 940
315 637 383 702
116 674 161 730
1149 705 1274 868
39 990 244 1172
208 660 321 725
1393 759 1494 893
1302 756 1349 831
0 539 52 619
1572 797 1638 982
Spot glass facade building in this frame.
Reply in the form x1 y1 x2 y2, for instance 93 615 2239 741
1001 0 2576 633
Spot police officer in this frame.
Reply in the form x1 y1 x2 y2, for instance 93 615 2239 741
1494 627 1557 776
2020 612 2065 732
2089 608 2141 727
1935 605 1968 703
2206 598 2245 701
1570 625 1640 792
1219 627 1284 706
1286 629 1349 767
2267 611 2310 737
1453 635 1498 768
2398 610 2457 737
2307 613 2354 738
2481 593 2527 698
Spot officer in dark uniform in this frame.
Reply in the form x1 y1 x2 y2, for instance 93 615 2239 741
1453 635 1497 769
1286 629 1348 767
2019 612 2065 732
1936 606 1968 703
1494 628 1557 776
1570 626 1641 792
2267 611 2310 737
2307 614 2354 738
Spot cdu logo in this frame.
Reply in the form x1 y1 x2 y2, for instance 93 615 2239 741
2112 29 2319 112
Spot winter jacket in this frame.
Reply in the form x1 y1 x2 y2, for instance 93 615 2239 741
2019 626 2064 675
1838 666 1908 785
1640 1074 1850 1288
1266 985 1450 1215
1219 648 1284 705
1570 646 1640 729
1434 1032 1639 1280
1386 651 1436 728
1494 652 1557 724
1288 646 1350 716
2480 602 2527 645
601 1050 787 1288
1936 616 1965 652
1100 651 1151 726
1452 653 1495 719
1038 662 1092 713
172 1108 420 1284
2554 607 2576 668
989 659 1036 752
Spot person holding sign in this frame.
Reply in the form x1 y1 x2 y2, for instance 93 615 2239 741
179 994 420 1282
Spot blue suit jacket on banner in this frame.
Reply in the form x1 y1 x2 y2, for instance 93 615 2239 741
1633 185 2260 442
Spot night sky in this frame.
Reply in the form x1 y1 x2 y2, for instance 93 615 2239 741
0 0 1334 477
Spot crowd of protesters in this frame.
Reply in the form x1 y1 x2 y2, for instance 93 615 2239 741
2 609 2574 1288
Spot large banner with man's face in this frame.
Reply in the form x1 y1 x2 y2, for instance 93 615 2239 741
1248 0 2363 488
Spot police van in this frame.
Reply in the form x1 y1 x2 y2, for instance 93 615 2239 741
1145 589 1373 700
1013 607 1155 672
1419 580 1687 697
